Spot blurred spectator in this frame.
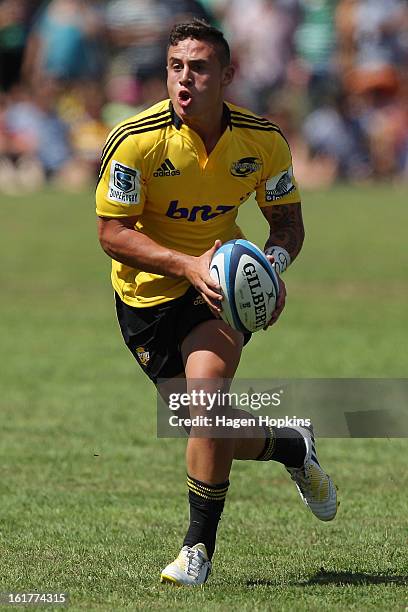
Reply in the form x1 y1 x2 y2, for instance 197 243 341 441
338 0 408 90
101 75 142 128
224 0 299 113
0 0 36 90
0 92 7 154
291 0 337 110
201 0 228 17
336 0 408 179
58 81 109 173
166 0 214 23
350 86 407 179
302 91 370 181
1 79 95 193
105 0 171 81
105 0 214 83
192 0 227 25
101 70 168 128
22 0 106 85
6 81 70 176
1 0 408 192
294 0 336 70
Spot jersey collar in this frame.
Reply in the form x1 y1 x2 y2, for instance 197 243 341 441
169 101 232 131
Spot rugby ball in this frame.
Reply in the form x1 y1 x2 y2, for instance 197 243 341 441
210 239 280 333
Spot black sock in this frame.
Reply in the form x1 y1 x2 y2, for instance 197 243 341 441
183 475 229 560
256 426 306 468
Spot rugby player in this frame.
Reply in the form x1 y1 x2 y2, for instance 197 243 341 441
96 20 337 586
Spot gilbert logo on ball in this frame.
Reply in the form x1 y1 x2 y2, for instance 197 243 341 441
210 239 279 333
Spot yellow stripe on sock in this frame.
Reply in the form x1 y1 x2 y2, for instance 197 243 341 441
187 479 229 500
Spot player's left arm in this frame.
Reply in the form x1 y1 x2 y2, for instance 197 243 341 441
261 202 305 328
262 201 305 267
256 130 305 327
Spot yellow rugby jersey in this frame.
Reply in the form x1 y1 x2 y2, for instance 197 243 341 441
96 99 300 307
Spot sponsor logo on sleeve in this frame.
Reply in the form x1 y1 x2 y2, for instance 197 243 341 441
108 160 141 204
265 166 295 201
230 157 262 177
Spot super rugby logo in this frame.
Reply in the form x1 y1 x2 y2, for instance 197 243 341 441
166 200 234 222
108 160 140 205
230 157 262 177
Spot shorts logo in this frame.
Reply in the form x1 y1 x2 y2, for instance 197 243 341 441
193 295 205 306
265 166 295 201
136 346 150 366
230 157 262 177
153 158 181 177
108 160 140 204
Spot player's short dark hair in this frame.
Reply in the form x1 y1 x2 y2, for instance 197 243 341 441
168 19 231 67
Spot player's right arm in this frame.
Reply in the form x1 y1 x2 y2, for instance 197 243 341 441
97 217 223 309
96 135 221 309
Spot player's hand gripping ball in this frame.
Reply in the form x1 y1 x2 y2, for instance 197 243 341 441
210 239 280 333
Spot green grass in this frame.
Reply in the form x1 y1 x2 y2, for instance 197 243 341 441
0 185 407 610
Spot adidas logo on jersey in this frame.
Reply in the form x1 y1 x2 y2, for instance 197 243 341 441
153 158 181 177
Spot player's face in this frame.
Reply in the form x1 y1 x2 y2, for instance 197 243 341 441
167 38 234 122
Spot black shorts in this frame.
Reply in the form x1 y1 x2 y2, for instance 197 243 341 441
115 287 251 385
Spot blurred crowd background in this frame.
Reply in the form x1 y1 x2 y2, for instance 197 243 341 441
0 0 407 193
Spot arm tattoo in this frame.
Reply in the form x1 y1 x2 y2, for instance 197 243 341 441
262 203 305 262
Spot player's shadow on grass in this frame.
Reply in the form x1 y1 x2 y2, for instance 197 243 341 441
302 569 408 586
246 570 408 588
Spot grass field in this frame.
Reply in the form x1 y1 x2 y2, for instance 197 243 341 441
1 185 407 610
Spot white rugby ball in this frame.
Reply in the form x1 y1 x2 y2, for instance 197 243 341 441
210 239 280 333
